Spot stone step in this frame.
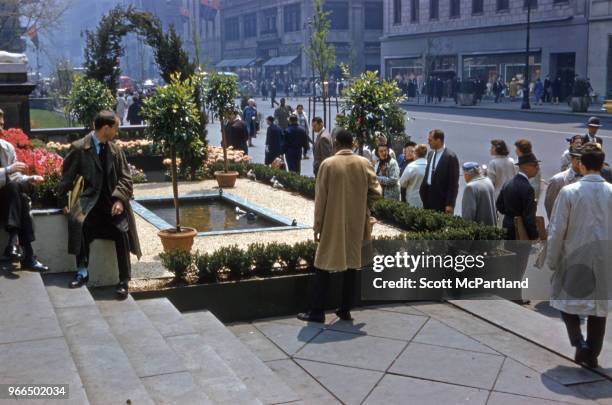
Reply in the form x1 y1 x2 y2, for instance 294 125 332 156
137 298 263 405
0 271 89 405
91 290 214 405
43 273 154 405
185 310 301 405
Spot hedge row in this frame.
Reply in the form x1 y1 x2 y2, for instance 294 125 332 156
242 163 505 241
160 240 317 284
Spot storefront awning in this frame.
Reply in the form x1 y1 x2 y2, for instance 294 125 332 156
263 55 299 67
216 58 255 68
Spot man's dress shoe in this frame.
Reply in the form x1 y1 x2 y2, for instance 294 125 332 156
116 282 129 300
69 273 89 288
21 257 49 272
4 245 22 261
297 311 325 323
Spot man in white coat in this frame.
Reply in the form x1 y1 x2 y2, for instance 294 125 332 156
547 143 612 368
399 144 428 207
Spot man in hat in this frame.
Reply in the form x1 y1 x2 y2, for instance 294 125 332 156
496 152 540 299
560 135 583 171
283 114 309 173
461 162 496 226
582 117 603 146
546 146 583 220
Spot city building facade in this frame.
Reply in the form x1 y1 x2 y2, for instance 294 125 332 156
588 0 612 99
214 0 383 82
380 0 608 98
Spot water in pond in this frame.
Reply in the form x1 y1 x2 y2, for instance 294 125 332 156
141 198 280 232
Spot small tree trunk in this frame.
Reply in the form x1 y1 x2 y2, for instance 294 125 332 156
221 118 229 173
170 145 181 232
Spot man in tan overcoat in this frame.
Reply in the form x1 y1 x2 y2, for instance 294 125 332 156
58 111 141 299
298 129 382 323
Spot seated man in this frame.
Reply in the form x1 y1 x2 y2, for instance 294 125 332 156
58 111 141 299
0 109 48 271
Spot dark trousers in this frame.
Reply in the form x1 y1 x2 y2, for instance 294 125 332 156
310 268 356 314
561 311 606 357
285 149 302 173
76 206 131 282
0 181 35 245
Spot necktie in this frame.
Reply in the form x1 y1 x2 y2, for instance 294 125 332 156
99 142 107 164
427 150 437 185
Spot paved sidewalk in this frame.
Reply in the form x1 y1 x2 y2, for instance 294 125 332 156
229 302 612 405
401 98 608 117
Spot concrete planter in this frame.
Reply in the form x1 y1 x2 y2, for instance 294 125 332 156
570 96 590 113
0 209 119 287
458 93 475 106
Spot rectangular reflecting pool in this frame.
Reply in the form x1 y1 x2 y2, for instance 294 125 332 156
132 192 307 236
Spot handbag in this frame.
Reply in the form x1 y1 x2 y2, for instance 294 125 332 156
68 175 84 212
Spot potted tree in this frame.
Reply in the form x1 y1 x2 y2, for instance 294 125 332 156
457 80 476 106
205 72 241 188
570 78 590 113
141 73 202 252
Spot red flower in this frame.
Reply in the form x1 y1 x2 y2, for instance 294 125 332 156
0 128 32 150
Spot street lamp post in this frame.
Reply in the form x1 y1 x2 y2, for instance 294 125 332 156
521 0 532 110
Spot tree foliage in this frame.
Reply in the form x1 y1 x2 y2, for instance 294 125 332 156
303 0 336 82
83 5 194 95
204 72 239 172
65 75 115 130
338 71 406 149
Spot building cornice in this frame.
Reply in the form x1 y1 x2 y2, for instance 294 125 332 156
381 15 577 41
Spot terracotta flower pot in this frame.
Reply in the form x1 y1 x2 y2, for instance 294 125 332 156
214 170 239 188
158 227 198 253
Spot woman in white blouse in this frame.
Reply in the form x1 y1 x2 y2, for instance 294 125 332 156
486 139 516 199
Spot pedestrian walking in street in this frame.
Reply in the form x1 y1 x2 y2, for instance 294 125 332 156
243 99 258 147
270 82 278 108
461 162 497 226
399 144 428 207
552 75 562 104
312 117 332 177
534 78 543 105
487 139 516 200
296 104 311 159
115 92 127 125
283 114 309 173
419 129 460 213
582 116 603 146
375 144 401 200
545 146 583 220
127 94 143 125
226 110 249 155
496 152 540 299
261 81 268 101
547 143 612 368
560 135 583 171
274 98 292 130
297 129 382 323
543 76 552 103
264 116 283 165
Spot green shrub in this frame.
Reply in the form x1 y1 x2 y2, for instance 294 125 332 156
294 240 318 269
159 250 193 282
194 251 218 283
66 75 115 130
277 243 301 273
212 245 249 281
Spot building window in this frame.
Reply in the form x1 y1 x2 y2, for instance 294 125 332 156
225 17 240 40
260 8 277 34
243 13 257 37
472 0 483 14
497 0 509 11
411 0 419 22
393 0 402 24
283 4 301 33
365 2 383 29
450 0 460 17
524 0 537 8
430 0 439 19
553 0 568 3
324 1 349 30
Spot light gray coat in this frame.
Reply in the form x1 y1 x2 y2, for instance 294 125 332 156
461 176 497 226
0 139 31 188
375 157 401 201
547 175 612 317
487 155 516 199
544 168 580 220
399 158 427 207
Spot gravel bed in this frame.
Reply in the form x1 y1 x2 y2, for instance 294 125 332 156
130 178 402 280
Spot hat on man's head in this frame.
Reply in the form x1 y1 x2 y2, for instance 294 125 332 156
569 146 583 158
462 162 480 173
566 134 583 143
587 116 601 128
516 153 541 165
